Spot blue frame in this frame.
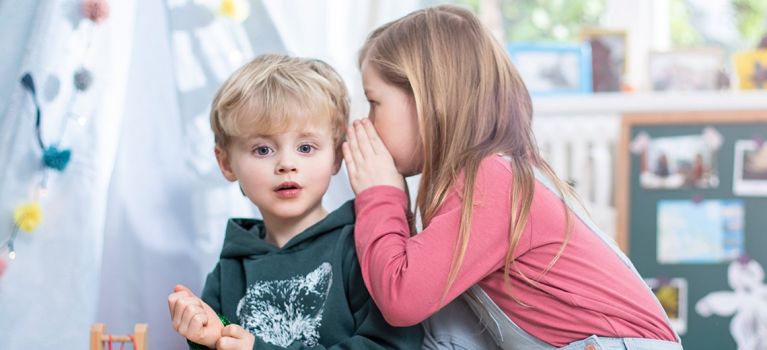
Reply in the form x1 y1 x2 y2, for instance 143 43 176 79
506 42 593 96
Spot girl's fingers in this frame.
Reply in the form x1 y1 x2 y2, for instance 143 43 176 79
347 126 365 165
361 119 386 153
342 142 356 175
353 120 376 156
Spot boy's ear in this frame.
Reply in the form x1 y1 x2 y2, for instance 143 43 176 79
332 151 343 175
215 145 238 182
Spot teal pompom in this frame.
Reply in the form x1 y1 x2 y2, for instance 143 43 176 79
43 146 71 171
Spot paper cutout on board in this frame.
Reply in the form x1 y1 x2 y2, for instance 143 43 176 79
702 127 723 150
630 131 650 154
696 258 767 350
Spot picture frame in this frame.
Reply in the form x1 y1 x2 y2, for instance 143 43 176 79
733 139 767 196
506 42 592 96
635 131 720 190
733 49 767 90
616 111 767 253
656 199 744 264
648 48 726 92
580 28 627 92
645 277 688 335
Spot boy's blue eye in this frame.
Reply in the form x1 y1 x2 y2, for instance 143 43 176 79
255 146 272 156
298 144 314 153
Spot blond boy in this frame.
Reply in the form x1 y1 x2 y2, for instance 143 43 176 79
168 54 423 349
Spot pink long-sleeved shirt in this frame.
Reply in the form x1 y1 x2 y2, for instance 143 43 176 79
354 155 677 347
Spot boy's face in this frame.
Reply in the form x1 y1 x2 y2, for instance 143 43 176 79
216 124 341 222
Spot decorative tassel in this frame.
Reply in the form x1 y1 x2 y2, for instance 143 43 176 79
13 202 43 233
6 226 20 260
20 73 45 150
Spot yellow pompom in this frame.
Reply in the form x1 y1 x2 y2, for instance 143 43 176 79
219 0 250 22
13 202 43 233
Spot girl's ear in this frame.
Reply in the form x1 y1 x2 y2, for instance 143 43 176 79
215 145 238 182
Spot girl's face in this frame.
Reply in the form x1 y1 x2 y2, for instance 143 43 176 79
361 60 423 176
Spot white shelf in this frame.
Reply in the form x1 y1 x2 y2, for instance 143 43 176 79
533 91 767 115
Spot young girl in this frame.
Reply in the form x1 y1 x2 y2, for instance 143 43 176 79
342 5 682 350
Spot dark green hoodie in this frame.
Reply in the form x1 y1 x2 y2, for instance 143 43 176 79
199 200 423 349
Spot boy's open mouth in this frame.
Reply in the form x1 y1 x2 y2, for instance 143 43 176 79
274 182 302 191
274 181 303 198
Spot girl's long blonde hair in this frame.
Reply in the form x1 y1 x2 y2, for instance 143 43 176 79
360 5 576 301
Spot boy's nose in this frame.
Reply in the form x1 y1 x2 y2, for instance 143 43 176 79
276 165 297 174
276 160 298 174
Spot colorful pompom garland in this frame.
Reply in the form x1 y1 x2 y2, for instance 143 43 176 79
3 1 109 264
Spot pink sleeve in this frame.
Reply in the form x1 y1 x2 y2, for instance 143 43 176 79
354 161 529 326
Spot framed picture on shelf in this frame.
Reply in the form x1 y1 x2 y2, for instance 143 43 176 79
648 49 726 92
733 139 767 196
580 28 626 92
733 49 767 90
506 43 592 96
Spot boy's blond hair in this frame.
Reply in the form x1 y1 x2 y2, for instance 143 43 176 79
210 54 349 156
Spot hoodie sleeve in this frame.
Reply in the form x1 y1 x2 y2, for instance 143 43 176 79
250 234 424 350
200 263 223 313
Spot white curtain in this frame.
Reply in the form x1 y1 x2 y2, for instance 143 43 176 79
0 0 137 348
0 1 418 349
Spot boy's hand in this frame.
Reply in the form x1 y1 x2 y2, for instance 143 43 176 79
343 119 405 194
216 324 256 350
168 284 223 348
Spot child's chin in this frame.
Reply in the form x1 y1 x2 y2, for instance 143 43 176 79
397 165 422 177
269 201 321 218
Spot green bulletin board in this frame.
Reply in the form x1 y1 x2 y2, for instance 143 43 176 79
616 111 767 349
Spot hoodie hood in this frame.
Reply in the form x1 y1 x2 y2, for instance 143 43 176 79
220 200 355 258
